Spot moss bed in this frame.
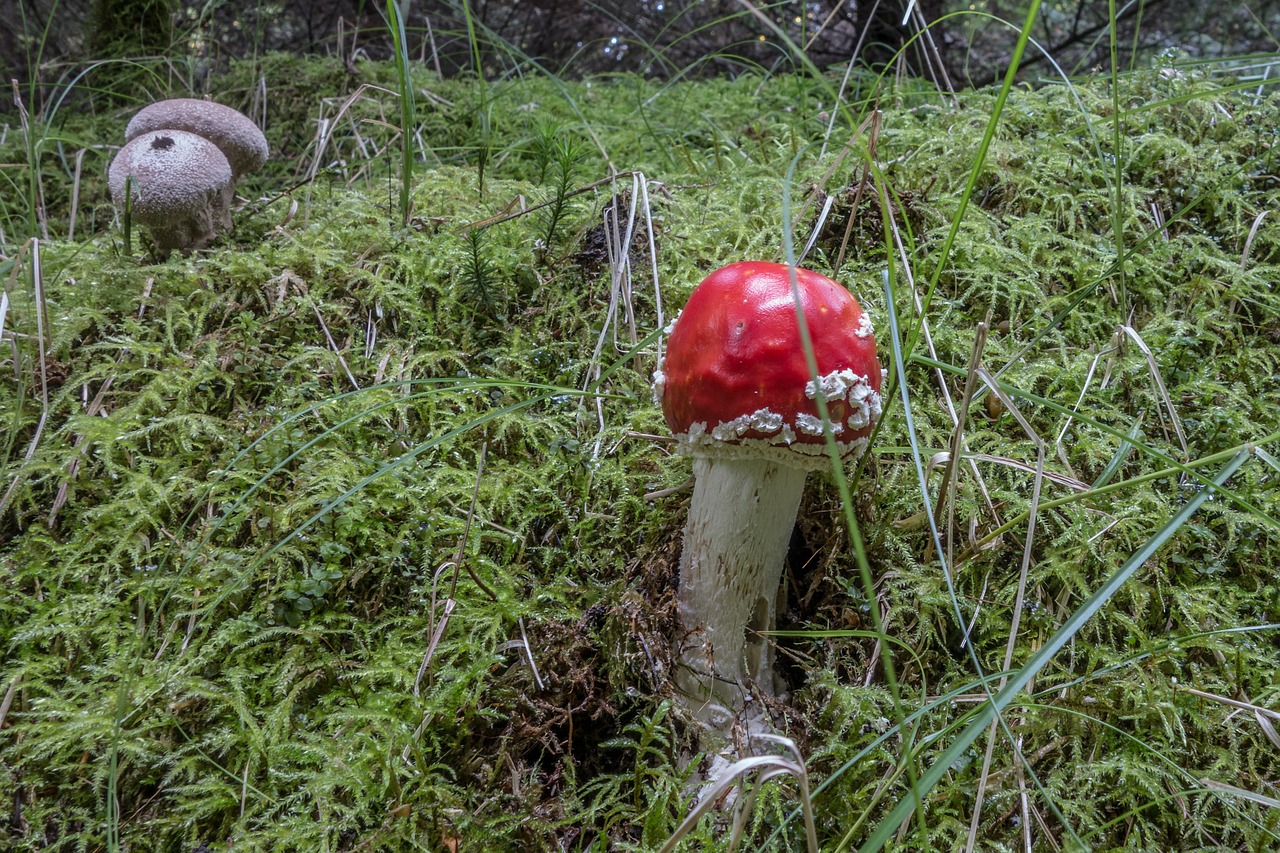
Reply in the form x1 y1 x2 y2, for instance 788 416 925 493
1 55 1279 850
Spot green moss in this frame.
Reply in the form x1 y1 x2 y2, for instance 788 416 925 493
1 57 1278 850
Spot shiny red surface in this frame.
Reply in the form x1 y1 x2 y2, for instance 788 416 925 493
661 261 881 445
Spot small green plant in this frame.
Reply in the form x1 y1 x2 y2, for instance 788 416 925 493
533 122 587 261
599 700 676 811
459 227 502 318
272 562 344 627
530 118 563 184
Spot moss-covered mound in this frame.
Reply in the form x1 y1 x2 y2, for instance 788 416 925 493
1 56 1278 850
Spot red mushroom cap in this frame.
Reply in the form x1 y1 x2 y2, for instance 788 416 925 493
656 261 882 468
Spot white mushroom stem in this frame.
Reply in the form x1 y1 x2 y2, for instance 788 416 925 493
675 454 807 727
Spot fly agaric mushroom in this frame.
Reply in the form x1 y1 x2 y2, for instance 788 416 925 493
655 260 882 729
125 98 269 232
108 129 234 259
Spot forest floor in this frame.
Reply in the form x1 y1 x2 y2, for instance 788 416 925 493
1 54 1279 850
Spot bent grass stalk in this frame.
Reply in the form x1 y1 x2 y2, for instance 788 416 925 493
860 273 1256 850
661 734 818 853
778 150 929 847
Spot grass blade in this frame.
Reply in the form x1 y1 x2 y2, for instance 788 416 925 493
856 446 1253 851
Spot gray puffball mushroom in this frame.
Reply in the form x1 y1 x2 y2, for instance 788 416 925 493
125 98 268 183
108 129 233 260
125 98 269 233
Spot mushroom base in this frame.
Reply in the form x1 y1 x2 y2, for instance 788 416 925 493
147 194 223 259
674 454 806 727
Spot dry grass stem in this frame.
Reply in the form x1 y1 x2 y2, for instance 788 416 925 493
1239 209 1270 269
309 299 361 391
0 240 49 520
1118 324 1188 457
661 734 817 853
966 367 1047 852
931 321 988 563
0 675 18 730
833 112 879 275
517 616 546 691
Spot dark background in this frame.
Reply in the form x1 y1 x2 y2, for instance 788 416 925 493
5 1 1280 114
